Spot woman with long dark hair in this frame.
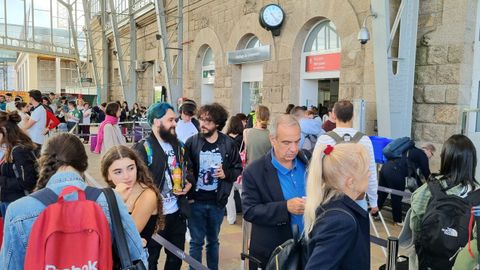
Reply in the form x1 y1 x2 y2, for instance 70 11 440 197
226 116 244 150
129 102 142 121
0 111 38 216
225 115 245 225
94 102 126 154
102 145 165 262
410 134 479 269
0 133 147 269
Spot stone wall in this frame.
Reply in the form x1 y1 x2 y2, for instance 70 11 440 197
37 59 78 91
183 0 377 131
92 0 478 161
413 0 477 170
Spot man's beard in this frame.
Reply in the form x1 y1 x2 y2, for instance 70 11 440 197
200 126 216 138
159 124 177 145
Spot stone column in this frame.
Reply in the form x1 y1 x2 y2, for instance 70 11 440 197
55 57 61 94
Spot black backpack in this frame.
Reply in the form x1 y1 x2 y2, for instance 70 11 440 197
265 233 307 270
416 175 480 269
265 208 352 270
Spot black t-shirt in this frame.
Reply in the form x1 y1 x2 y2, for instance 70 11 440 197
192 141 223 202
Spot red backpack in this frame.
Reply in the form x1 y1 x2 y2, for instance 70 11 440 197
24 186 113 270
45 108 60 130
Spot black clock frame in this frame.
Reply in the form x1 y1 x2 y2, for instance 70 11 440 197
259 4 285 36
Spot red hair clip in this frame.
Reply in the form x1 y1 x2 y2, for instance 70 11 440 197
324 145 334 155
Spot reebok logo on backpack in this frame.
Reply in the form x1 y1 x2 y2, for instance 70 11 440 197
416 175 480 269
24 186 113 270
46 260 97 270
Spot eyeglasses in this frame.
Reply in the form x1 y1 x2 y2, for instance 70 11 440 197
199 117 214 123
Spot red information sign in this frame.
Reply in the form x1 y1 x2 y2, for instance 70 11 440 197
305 53 341 72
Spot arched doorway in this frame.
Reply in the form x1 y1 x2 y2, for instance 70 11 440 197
300 20 341 109
240 36 263 113
201 47 215 104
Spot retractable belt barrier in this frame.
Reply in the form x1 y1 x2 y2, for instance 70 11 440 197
377 186 412 198
371 235 388 248
370 186 411 249
152 234 209 270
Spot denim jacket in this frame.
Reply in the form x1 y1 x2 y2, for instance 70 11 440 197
0 171 148 269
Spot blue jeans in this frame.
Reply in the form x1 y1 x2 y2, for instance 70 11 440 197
188 201 225 270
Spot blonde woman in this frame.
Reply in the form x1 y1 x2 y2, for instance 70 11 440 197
304 143 371 270
243 105 271 165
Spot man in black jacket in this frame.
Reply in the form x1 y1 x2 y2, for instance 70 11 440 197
377 143 433 225
133 102 193 270
242 114 310 268
184 103 242 270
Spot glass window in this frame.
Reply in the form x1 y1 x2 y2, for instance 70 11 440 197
304 20 341 53
202 47 215 67
245 36 261 49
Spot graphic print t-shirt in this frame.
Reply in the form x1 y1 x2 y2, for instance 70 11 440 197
194 141 223 202
158 140 179 214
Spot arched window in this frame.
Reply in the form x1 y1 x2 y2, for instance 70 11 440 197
202 47 215 85
245 36 261 49
202 47 215 67
304 20 341 53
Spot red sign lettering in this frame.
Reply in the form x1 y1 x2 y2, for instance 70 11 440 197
305 53 341 72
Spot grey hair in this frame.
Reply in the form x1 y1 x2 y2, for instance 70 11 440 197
271 114 300 138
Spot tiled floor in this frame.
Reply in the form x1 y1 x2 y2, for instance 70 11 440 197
86 145 405 270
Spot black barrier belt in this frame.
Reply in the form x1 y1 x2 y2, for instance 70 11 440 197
377 186 412 198
152 234 209 270
370 235 388 248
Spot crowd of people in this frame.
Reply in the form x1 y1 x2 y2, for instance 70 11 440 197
0 89 478 270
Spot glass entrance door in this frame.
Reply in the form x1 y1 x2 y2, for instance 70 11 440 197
241 81 262 114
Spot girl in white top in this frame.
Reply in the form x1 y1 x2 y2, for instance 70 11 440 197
15 102 30 129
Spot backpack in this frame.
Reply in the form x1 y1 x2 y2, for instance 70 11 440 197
325 131 364 144
382 137 414 160
143 140 153 166
265 227 307 270
44 105 60 130
302 134 318 152
265 208 352 270
24 186 113 270
415 176 480 269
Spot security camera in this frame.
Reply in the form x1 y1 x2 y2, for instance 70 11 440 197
358 27 370 44
358 12 377 45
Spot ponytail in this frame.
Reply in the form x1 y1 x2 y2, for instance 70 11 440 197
304 143 370 239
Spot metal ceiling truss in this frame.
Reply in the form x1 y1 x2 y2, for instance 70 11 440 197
154 0 183 107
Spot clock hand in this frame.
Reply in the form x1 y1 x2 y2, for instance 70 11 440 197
269 11 278 21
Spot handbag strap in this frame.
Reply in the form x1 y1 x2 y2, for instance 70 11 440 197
103 188 133 269
239 138 245 153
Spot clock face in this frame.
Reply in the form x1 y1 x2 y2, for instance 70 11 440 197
261 4 284 28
